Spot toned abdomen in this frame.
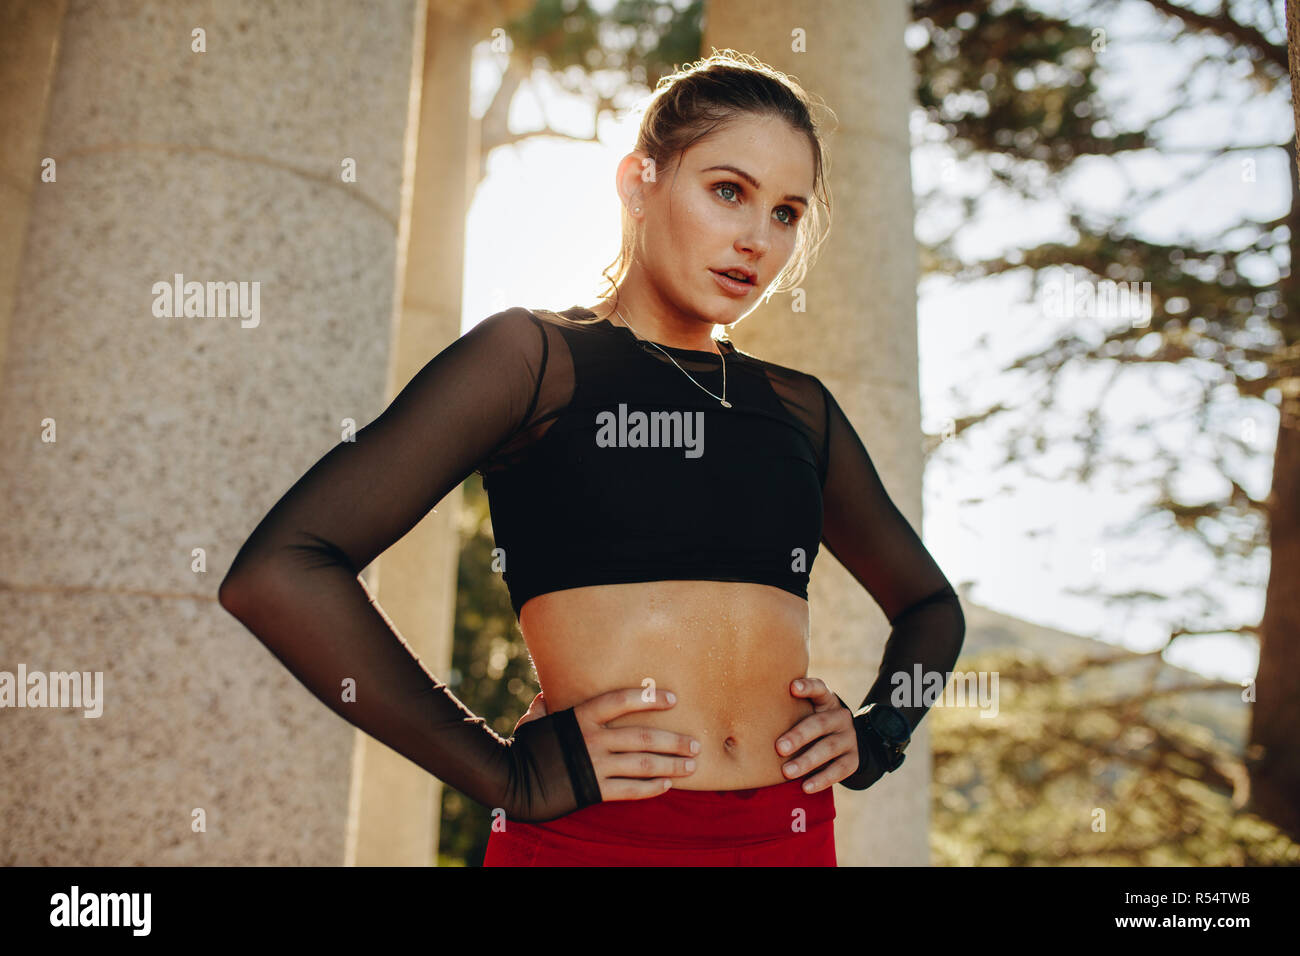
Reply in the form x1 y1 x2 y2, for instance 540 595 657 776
520 579 817 791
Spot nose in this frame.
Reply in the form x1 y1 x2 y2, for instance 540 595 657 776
736 228 770 259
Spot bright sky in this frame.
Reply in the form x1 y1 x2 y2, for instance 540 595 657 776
457 2 1287 685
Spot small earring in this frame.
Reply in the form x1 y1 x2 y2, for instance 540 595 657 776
633 206 641 214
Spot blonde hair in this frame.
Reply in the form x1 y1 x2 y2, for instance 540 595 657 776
593 49 834 318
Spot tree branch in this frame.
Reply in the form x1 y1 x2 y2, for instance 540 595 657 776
1137 0 1288 70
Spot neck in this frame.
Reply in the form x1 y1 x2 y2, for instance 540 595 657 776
591 283 720 353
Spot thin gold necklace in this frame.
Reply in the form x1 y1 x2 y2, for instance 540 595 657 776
613 307 731 408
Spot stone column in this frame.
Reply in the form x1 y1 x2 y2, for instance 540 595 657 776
0 0 422 864
702 1 931 865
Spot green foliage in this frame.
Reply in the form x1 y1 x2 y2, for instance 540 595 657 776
911 0 1296 843
504 0 704 87
931 649 1300 865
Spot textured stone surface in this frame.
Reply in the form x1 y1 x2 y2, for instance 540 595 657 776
0 589 356 865
0 0 419 865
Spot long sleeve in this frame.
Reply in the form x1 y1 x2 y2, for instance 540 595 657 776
217 307 601 823
815 379 966 790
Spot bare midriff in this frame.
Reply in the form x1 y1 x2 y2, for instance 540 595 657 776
519 579 816 791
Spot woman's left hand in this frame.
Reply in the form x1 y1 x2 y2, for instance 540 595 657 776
775 677 859 793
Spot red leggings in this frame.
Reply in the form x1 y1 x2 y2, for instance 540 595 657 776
481 777 836 866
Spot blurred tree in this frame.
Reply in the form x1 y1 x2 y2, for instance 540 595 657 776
475 0 705 186
1289 0 1300 182
932 646 1300 864
911 0 1298 839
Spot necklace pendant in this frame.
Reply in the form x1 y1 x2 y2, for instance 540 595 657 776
720 399 732 408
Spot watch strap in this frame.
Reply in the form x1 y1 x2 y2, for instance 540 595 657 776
835 694 889 791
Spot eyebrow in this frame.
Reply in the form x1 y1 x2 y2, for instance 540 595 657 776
699 164 808 207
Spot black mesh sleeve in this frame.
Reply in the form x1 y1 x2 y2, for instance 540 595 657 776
815 379 966 791
218 307 601 822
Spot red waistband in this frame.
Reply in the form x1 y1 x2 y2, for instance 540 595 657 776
519 777 835 849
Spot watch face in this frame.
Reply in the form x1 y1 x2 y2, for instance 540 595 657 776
876 708 909 740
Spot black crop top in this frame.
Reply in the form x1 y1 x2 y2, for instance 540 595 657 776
480 307 825 618
219 305 965 823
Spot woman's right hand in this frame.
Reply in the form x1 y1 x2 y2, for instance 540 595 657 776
533 687 700 801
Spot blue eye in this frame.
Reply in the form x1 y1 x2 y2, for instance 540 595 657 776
713 182 801 227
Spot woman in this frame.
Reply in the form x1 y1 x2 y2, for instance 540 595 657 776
218 50 965 867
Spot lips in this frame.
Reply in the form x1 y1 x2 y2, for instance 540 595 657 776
710 268 756 297
711 267 756 285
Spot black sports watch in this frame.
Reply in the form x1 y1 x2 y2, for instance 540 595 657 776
834 695 913 790
835 694 912 779
855 702 911 772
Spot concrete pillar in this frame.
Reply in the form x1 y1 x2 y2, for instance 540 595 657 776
702 2 930 865
0 0 422 864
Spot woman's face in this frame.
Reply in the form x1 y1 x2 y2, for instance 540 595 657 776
630 113 816 327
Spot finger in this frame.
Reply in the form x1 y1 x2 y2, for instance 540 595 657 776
598 778 676 801
603 726 700 757
790 676 833 705
601 752 697 780
798 754 859 794
775 709 838 757
780 732 854 781
583 685 676 724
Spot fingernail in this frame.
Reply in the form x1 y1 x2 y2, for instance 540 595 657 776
690 740 700 754
784 762 797 775
778 739 791 754
665 691 676 704
685 759 696 771
794 680 804 691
